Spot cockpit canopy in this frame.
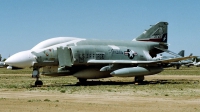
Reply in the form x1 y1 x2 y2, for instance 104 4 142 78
31 37 81 50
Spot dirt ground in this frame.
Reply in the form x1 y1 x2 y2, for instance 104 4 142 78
0 75 200 112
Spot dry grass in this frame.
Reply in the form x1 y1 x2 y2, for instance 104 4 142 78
0 66 200 112
0 66 200 97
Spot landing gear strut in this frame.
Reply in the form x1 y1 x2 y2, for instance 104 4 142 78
32 68 43 86
134 76 144 83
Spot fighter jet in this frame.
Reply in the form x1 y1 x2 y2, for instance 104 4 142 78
5 22 194 86
191 58 200 67
187 56 200 67
154 50 184 61
154 50 193 69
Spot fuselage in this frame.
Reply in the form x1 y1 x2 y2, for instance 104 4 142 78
31 37 161 66
6 37 162 68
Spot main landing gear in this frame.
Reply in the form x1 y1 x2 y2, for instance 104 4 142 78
134 76 144 84
32 69 43 86
76 78 87 85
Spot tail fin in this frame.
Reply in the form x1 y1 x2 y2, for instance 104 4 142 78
0 54 1 61
178 50 184 57
133 22 168 43
193 58 197 63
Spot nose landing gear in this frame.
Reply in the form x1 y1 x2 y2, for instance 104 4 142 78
32 69 43 86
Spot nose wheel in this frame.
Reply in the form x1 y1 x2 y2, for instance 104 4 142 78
32 69 43 86
35 80 43 86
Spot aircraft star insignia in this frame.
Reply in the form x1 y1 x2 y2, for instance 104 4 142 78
124 49 137 59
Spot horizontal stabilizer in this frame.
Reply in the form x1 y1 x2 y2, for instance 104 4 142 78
155 47 182 57
157 56 196 63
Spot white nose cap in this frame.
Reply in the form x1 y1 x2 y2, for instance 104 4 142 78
5 50 36 68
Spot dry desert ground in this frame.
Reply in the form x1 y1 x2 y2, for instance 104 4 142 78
0 68 200 112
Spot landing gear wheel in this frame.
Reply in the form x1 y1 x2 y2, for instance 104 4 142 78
176 65 180 69
78 78 87 83
134 76 144 84
77 78 87 85
35 80 43 86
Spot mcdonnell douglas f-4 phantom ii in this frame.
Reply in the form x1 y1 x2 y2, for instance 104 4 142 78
5 22 195 86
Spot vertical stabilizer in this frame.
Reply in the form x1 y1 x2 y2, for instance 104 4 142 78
178 50 184 57
0 54 1 61
133 22 168 43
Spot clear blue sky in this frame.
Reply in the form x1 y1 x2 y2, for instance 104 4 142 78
0 0 200 59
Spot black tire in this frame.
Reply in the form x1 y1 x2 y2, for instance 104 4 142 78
134 76 144 83
78 78 87 83
35 80 43 86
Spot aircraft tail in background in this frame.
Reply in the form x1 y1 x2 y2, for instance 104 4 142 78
178 50 184 57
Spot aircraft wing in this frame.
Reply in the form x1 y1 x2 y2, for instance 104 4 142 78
87 60 155 64
88 56 196 64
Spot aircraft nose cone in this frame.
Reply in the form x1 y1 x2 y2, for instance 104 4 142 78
5 50 37 68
